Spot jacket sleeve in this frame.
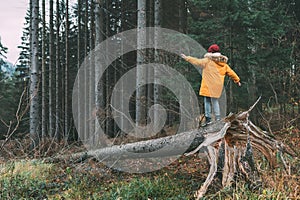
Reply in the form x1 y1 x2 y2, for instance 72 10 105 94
226 65 240 83
184 56 207 68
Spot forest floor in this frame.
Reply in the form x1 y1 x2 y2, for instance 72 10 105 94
0 126 300 199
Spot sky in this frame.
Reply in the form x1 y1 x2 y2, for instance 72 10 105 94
0 0 28 64
0 0 77 65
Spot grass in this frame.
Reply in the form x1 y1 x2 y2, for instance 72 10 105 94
1 156 299 200
0 160 54 199
101 176 192 199
0 160 197 199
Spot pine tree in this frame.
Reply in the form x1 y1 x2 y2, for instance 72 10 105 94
0 37 8 66
29 0 40 148
47 0 54 138
153 0 162 130
55 0 61 140
136 0 147 126
64 0 70 140
41 0 47 139
94 0 106 138
16 9 31 81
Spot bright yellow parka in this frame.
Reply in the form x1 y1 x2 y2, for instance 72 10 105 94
184 53 240 98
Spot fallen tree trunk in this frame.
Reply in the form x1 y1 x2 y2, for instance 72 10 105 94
47 97 295 199
49 121 229 169
49 121 228 173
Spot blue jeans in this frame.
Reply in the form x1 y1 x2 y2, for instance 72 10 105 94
204 96 221 120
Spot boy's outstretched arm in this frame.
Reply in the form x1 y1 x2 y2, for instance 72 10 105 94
180 53 206 67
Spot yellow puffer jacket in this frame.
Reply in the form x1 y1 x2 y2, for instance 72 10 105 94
184 53 240 98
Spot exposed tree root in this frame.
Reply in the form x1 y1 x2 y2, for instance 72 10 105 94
189 97 296 199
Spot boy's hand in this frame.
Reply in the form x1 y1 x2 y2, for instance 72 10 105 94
237 82 241 87
180 53 187 59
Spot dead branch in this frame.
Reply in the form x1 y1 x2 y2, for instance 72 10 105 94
0 88 29 151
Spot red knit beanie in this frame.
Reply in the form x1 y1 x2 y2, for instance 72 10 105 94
207 44 220 53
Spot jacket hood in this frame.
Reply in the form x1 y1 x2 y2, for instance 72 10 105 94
204 52 228 64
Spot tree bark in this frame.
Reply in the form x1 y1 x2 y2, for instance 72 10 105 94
94 0 105 137
41 0 47 139
105 0 113 137
77 0 83 140
89 0 95 141
55 0 61 140
29 0 40 149
136 0 147 125
153 0 161 130
49 0 54 138
64 0 69 141
84 0 89 140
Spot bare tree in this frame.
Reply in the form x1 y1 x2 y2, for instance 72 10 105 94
55 0 61 140
77 0 83 140
29 0 40 148
105 0 113 136
49 0 55 138
84 0 89 140
89 0 96 137
95 0 105 136
153 0 162 129
136 0 147 126
41 0 47 139
64 0 70 140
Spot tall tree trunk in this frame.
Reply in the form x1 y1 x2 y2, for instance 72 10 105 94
136 0 147 126
84 0 89 56
89 0 96 140
118 0 130 133
55 0 61 140
77 0 83 140
41 0 47 139
95 0 105 135
64 0 70 141
84 0 90 140
29 0 32 106
146 0 154 125
30 0 40 148
105 0 113 137
153 0 162 130
29 0 32 62
49 0 54 138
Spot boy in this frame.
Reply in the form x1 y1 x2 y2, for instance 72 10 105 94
181 44 241 126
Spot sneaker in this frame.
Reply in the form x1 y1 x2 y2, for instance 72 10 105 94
201 121 212 127
201 117 212 127
216 116 221 121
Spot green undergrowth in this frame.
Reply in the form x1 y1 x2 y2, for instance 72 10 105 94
0 157 299 200
0 128 299 200
0 160 197 199
0 160 54 199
